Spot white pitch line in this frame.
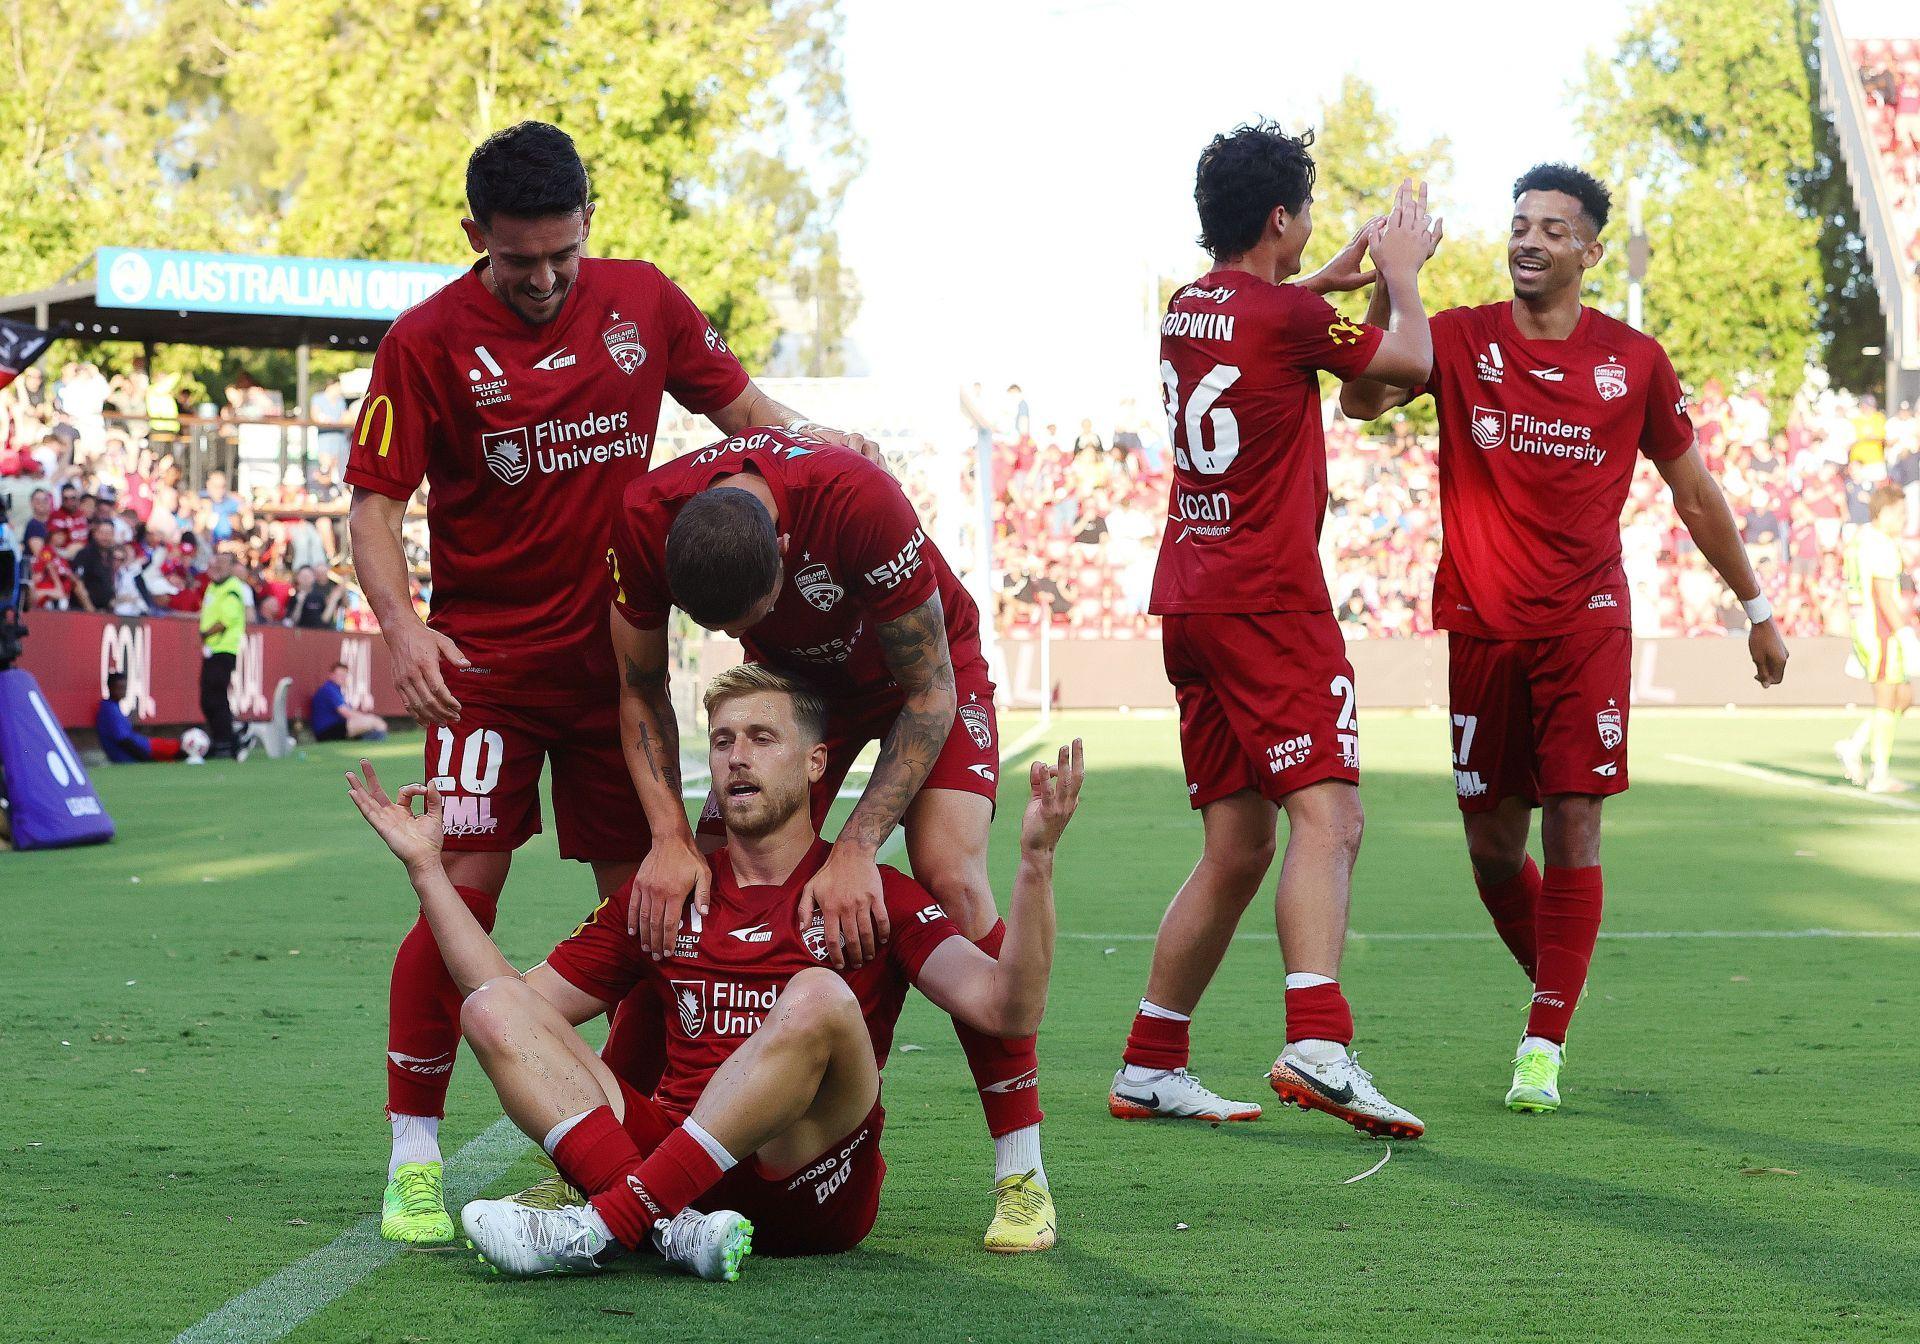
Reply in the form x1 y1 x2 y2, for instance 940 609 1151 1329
1664 753 1920 812
1066 928 1920 943
174 1117 529 1344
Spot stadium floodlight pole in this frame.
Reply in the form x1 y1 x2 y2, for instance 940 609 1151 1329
1627 178 1648 331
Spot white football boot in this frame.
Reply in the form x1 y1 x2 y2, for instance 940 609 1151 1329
651 1207 754 1282
1269 1046 1425 1139
1108 1066 1263 1121
461 1198 614 1277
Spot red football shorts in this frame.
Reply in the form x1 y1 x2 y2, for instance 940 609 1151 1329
1446 627 1631 812
1162 610 1362 807
616 1081 885 1256
698 667 999 837
424 690 649 862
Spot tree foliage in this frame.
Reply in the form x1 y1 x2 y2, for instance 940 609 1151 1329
2 0 861 380
1579 0 1881 402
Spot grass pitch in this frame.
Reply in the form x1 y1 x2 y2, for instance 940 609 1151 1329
4 709 1917 1342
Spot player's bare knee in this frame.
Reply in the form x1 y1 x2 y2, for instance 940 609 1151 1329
458 976 525 1052
773 967 863 1041
920 868 996 938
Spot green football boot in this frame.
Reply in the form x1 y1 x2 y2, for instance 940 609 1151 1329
1505 1046 1563 1114
382 1161 456 1244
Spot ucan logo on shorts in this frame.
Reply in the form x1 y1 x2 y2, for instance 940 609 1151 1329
481 427 531 485
603 320 647 374
795 562 843 612
1594 360 1628 402
960 703 993 751
1596 706 1623 750
1470 406 1507 450
671 981 708 1037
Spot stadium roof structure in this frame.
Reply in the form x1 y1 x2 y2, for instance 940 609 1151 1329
0 247 467 353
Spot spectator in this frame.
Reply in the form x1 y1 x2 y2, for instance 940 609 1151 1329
71 520 118 613
26 534 74 609
198 549 252 759
288 564 343 628
20 488 52 552
49 483 88 557
309 661 388 742
95 672 186 763
109 543 154 616
202 470 242 542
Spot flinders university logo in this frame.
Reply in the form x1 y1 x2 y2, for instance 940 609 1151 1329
481 427 530 485
795 562 843 612
1470 405 1507 450
603 319 647 374
671 981 708 1037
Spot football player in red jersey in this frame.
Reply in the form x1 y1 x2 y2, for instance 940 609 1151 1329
1340 163 1788 1114
602 426 1057 1251
346 122 879 1243
343 668 1083 1279
1109 122 1438 1139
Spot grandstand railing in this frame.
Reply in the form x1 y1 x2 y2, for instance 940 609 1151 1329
1817 0 1920 394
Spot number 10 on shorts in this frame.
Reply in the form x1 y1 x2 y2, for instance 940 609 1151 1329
430 726 505 837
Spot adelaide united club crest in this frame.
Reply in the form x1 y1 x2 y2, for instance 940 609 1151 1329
1594 359 1628 402
603 313 647 374
959 697 993 751
795 561 843 612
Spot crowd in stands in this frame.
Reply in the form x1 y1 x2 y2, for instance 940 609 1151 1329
1 359 405 631
1853 37 1920 280
9 356 1916 648
981 377 1920 641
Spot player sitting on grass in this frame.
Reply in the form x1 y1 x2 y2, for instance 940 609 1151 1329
346 665 1082 1280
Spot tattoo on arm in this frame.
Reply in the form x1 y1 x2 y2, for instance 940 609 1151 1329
843 595 957 850
622 651 682 793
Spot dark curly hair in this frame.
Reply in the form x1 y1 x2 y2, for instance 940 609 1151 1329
1512 163 1611 235
1194 121 1317 260
466 121 591 226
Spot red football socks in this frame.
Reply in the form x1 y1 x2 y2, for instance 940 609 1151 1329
1283 981 1354 1046
551 1109 656 1252
601 984 670 1095
582 1124 725 1251
386 884 498 1117
952 920 1045 1135
1527 865 1604 1044
1475 857 1542 978
1122 1010 1190 1072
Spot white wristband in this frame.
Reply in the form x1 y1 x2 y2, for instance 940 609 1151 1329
1741 594 1772 625
783 418 820 436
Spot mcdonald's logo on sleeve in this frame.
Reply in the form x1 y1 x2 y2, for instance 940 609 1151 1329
356 393 396 458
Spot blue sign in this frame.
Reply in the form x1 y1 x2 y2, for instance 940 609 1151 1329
96 247 466 322
0 669 115 850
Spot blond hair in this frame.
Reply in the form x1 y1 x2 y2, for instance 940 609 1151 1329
702 664 828 743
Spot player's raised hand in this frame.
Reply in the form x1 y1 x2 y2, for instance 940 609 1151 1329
1371 178 1435 276
386 616 469 727
1019 739 1085 856
1303 217 1384 294
797 843 891 970
1749 618 1789 688
629 829 713 958
345 759 444 871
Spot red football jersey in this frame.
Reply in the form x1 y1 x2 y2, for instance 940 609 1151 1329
48 507 90 553
1419 303 1693 638
1150 270 1385 615
544 839 963 1120
343 257 748 703
608 427 985 703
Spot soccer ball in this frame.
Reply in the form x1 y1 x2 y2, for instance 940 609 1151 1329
182 728 211 761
